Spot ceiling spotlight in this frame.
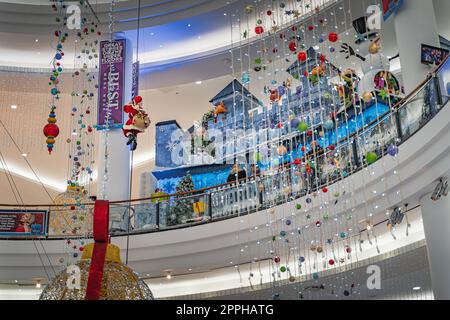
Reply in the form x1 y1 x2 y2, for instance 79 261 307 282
11 105 17 109
413 286 421 291
195 81 202 85
21 153 28 157
166 272 172 280
35 39 39 43
36 280 42 289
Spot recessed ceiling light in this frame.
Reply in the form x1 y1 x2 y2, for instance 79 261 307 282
11 105 17 109
413 286 421 291
187 24 191 27
195 81 202 85
35 39 39 42
21 153 28 157
14 280 18 283
166 273 172 280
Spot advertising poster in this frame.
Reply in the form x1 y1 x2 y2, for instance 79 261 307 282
132 61 140 99
438 57 450 98
97 39 126 129
0 210 47 237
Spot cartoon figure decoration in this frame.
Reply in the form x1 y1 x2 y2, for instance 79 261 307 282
214 101 227 119
340 17 401 104
122 95 150 151
336 69 360 109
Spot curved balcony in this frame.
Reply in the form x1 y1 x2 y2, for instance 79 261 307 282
0 56 449 296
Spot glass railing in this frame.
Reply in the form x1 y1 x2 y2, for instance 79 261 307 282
2 57 449 239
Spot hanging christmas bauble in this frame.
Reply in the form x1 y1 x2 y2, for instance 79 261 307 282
290 118 300 129
288 41 297 52
245 5 254 14
274 256 281 263
329 259 335 266
323 119 334 130
298 121 308 132
362 91 373 103
280 266 287 273
322 187 328 193
267 10 272 16
388 145 399 157
44 123 60 138
255 26 264 35
293 158 301 166
328 32 339 43
297 51 307 62
366 151 378 165
369 42 380 54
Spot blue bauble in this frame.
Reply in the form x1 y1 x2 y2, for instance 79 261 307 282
387 145 398 157
290 118 300 129
55 53 62 60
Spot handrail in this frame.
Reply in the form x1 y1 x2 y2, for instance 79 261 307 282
0 56 448 209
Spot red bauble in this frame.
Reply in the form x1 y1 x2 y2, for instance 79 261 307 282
308 25 314 31
301 146 306 152
274 256 281 263
288 41 297 52
329 259 335 266
267 10 272 16
328 145 335 151
346 247 352 253
255 26 264 35
320 54 326 63
322 187 328 193
294 158 301 166
303 71 309 77
297 51 307 62
306 130 313 137
328 32 339 43
43 123 60 138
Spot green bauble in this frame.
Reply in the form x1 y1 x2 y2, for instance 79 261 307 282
298 121 308 132
280 266 287 273
366 152 378 165
296 204 302 210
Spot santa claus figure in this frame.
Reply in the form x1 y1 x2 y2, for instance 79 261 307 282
122 95 151 151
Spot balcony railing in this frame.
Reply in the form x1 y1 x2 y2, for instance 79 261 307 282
1 56 449 239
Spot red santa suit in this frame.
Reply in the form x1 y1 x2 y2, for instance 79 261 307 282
122 96 150 150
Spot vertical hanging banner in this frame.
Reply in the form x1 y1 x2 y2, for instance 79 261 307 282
97 39 126 129
131 61 140 99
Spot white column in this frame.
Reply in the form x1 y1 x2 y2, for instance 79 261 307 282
96 35 134 201
420 188 450 300
394 0 440 93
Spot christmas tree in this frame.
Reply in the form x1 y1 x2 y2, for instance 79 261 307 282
167 173 195 226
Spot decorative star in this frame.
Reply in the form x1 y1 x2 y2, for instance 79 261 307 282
379 88 388 100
